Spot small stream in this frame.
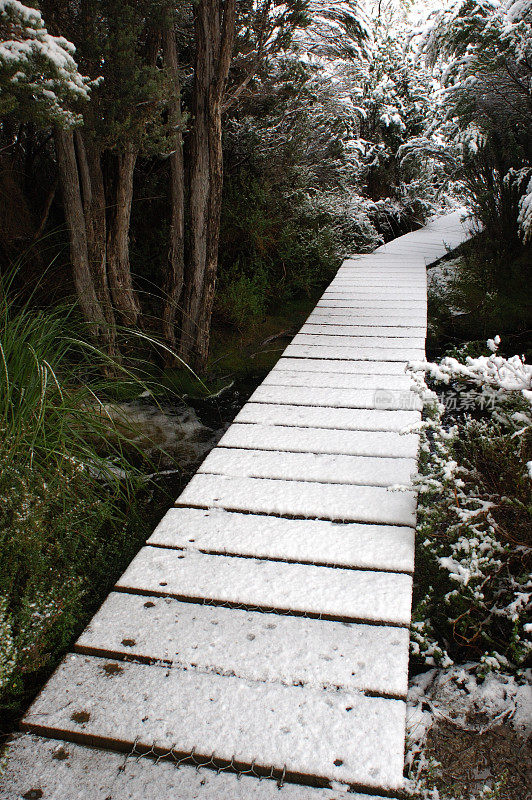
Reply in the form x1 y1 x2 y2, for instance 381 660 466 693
108 373 265 499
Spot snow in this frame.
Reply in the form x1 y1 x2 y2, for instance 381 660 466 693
274 357 413 374
308 309 427 322
300 324 425 337
284 344 425 362
219 422 420 458
406 665 532 781
248 384 423 411
117 547 413 625
235 403 421 432
22 653 407 791
176 473 417 526
317 299 425 309
307 312 426 326
517 175 532 242
292 334 426 349
148 507 415 573
265 369 415 389
199 447 417 488
320 294 426 303
5 212 475 799
77 591 411 696
324 282 427 291
0 734 390 800
0 0 91 125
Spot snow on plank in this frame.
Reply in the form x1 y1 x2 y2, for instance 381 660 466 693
176 473 417 526
274 357 413 374
316 299 425 309
306 312 426 325
322 285 426 293
116 547 413 625
291 334 426 349
76 591 410 697
148 506 415 573
300 324 425 337
219 423 419 459
199 447 416 488
336 267 425 276
307 309 426 321
249 384 422 412
326 279 425 284
21 654 407 793
283 344 424 361
321 289 426 298
265 370 414 390
235 403 420 432
0 735 391 800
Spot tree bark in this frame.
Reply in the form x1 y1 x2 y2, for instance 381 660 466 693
179 0 236 371
74 132 116 331
106 144 142 327
162 15 186 363
54 128 116 353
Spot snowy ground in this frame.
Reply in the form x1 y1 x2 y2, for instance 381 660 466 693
406 666 532 799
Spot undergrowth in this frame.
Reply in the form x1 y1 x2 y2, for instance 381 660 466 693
408 339 532 676
0 276 170 724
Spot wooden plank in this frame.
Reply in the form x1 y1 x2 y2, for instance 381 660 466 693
0 735 392 800
300 324 425 337
219 422 419 458
148 507 415 573
291 334 426 348
235 403 420 432
199 447 417 487
265 370 415 390
274 357 414 374
21 654 407 792
283 344 424 360
316 300 425 309
76 592 411 696
116 547 414 625
306 312 426 325
322 289 426 297
248 385 422 412
177 473 417 526
307 309 426 320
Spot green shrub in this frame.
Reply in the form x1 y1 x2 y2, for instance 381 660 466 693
408 342 532 676
216 264 268 329
0 279 160 718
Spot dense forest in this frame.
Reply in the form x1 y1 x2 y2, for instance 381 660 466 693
0 1 531 797
2 0 529 370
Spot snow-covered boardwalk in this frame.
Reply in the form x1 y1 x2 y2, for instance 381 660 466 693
2 212 471 800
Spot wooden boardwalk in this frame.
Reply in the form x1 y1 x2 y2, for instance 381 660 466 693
1 211 471 800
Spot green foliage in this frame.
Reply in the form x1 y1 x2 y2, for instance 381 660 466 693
0 278 158 717
421 0 532 246
0 0 91 126
409 346 532 675
217 265 268 329
217 168 346 328
427 235 532 356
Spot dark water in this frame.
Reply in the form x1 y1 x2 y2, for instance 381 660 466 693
124 372 267 528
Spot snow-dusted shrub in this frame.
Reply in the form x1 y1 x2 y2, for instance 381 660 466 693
517 175 532 243
0 0 92 125
408 339 532 675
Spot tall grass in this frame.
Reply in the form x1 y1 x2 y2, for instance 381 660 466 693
0 276 166 723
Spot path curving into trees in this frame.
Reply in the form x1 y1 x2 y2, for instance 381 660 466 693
0 211 473 800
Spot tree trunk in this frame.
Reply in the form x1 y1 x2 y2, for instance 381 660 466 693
162 16 186 363
54 128 115 353
179 0 236 371
74 131 116 336
106 145 141 327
